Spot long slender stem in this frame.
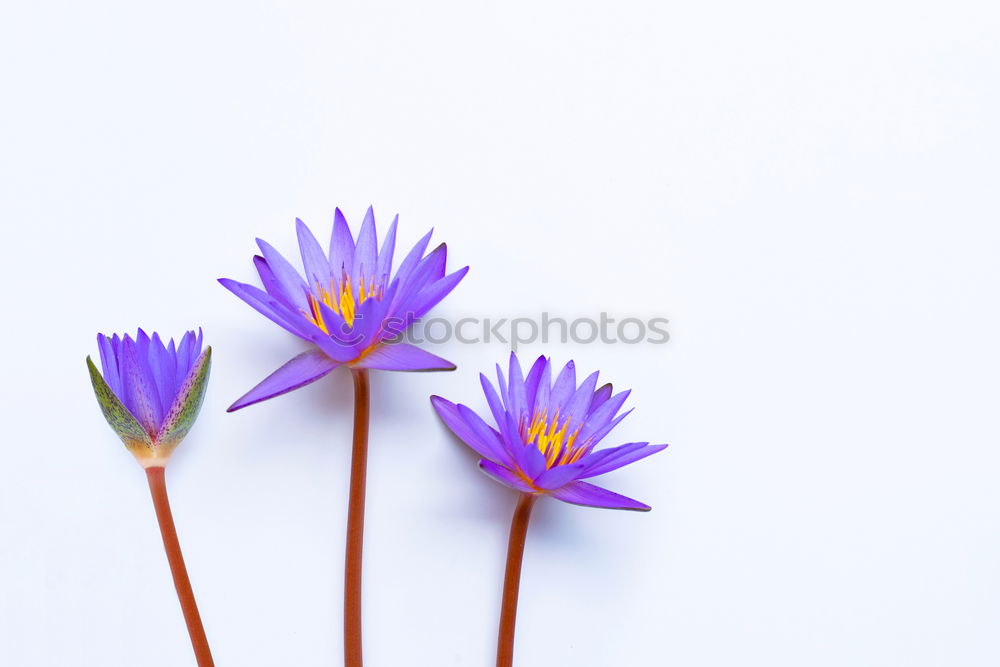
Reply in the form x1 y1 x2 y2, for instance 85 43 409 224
344 369 370 667
497 493 537 667
145 466 214 667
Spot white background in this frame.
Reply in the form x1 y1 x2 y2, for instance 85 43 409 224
2 1 999 665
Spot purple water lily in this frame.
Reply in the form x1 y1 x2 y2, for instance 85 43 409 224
219 207 468 411
431 353 667 510
88 328 211 468
433 353 667 667
86 328 214 666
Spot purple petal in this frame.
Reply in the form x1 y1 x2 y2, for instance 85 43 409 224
429 396 511 465
549 360 576 413
494 363 509 410
218 278 313 339
348 292 390 347
252 256 292 308
411 266 469 318
392 228 433 287
507 352 528 420
148 332 175 416
311 299 367 359
533 462 586 490
562 370 600 424
351 342 455 372
329 208 355 276
228 349 340 412
479 459 534 493
352 206 377 289
296 218 332 287
375 214 398 286
580 442 667 478
255 238 309 312
522 355 548 415
121 335 161 436
97 333 122 398
388 243 448 312
516 443 547 480
577 389 631 444
532 359 552 417
589 383 614 416
582 409 633 453
549 480 651 511
175 331 194 391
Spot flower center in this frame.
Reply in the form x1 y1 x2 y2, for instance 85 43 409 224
522 410 586 468
306 272 384 332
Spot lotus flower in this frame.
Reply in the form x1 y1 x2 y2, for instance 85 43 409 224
431 353 667 510
87 328 211 468
86 328 215 665
219 207 468 411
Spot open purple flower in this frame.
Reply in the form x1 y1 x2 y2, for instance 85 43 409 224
87 328 211 468
433 354 667 667
431 353 667 510
219 207 468 411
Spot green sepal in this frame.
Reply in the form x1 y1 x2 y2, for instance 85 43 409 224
86 355 155 457
156 347 212 453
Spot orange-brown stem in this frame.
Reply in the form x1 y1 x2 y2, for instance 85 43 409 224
145 466 214 667
497 493 537 667
345 369 370 667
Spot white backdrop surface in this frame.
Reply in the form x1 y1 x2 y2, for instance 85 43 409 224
2 1 999 665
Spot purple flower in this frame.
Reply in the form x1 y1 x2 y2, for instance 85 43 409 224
219 208 469 412
431 354 667 510
87 329 211 467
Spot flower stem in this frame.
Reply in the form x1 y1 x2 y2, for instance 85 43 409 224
497 492 537 667
145 466 215 667
345 369 370 667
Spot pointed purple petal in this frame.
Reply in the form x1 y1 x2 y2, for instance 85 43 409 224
589 383 614 416
533 462 586 490
479 373 508 430
495 363 509 410
255 238 309 312
352 206 377 289
352 342 455 371
329 208 355 276
375 214 398 286
549 360 577 413
532 359 552 417
580 443 668 478
97 333 122 398
148 332 175 417
388 243 447 312
517 444 547 480
479 459 534 493
296 218 332 287
218 278 313 339
562 370 600 424
392 228 433 287
411 266 469 318
228 349 340 412
522 355 548 415
121 335 161 436
582 408 634 450
577 389 632 444
429 396 512 465
549 480 651 511
507 352 527 419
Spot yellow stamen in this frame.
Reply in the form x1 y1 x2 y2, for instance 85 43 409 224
303 271 384 332
522 409 584 469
